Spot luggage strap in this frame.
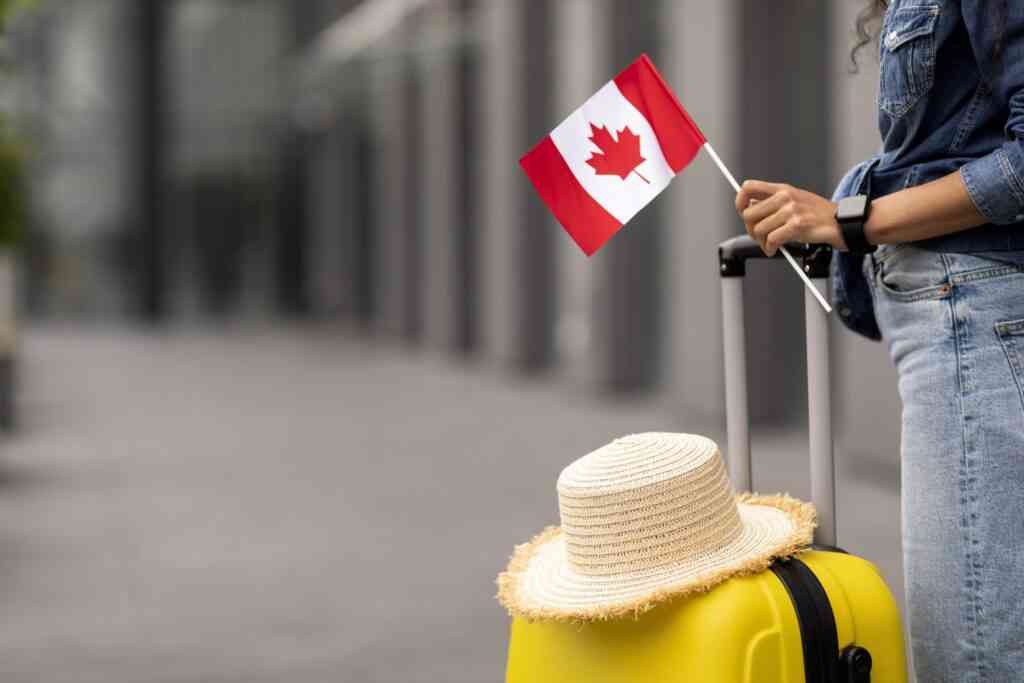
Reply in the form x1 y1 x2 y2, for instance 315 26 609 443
770 555 874 683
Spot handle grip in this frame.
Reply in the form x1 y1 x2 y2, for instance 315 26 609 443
719 235 832 278
718 235 836 546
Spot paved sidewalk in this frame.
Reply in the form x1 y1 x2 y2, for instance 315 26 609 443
0 327 903 682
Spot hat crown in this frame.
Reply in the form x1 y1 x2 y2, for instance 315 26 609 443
556 432 743 577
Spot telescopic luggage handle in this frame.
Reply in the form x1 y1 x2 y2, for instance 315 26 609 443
718 235 836 546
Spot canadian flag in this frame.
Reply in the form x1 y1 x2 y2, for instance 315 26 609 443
520 54 706 256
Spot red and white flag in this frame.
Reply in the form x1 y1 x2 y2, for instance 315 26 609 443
520 54 707 256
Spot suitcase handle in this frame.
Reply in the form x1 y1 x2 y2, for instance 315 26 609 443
718 234 836 546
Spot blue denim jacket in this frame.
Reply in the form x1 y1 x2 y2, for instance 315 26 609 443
832 0 1024 340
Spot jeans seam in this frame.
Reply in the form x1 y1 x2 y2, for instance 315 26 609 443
995 323 1024 412
865 257 879 311
875 246 952 301
996 318 1024 335
945 252 987 681
950 265 1024 285
872 244 904 267
878 278 950 302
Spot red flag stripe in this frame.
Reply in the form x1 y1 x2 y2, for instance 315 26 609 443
520 136 623 257
613 54 706 174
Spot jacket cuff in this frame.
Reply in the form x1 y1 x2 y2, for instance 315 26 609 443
960 146 1024 225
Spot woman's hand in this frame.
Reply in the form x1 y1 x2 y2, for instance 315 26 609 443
734 180 846 256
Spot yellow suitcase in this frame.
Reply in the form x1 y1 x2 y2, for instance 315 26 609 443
504 239 908 682
506 549 907 682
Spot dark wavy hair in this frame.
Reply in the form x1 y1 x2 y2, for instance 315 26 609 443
850 0 885 70
851 0 1007 73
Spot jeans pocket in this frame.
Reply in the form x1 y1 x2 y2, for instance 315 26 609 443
875 244 951 300
878 3 941 118
995 319 1024 410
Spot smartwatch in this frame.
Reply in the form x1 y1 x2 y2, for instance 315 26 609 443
835 194 877 255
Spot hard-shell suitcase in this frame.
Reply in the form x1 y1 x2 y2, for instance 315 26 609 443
504 236 908 682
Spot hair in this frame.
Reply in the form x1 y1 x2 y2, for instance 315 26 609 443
851 0 1008 74
850 0 886 71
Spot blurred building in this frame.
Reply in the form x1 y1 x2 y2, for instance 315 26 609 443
0 2 913 679
5 0 900 457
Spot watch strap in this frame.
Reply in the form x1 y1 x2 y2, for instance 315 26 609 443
837 194 876 255
840 217 877 255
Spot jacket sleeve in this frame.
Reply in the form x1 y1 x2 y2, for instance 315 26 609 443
958 3 1024 225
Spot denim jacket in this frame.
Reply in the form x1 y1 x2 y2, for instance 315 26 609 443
832 0 1024 340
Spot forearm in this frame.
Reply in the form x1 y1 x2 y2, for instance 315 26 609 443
864 169 989 246
736 168 992 256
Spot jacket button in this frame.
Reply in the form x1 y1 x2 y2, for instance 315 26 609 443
839 306 852 318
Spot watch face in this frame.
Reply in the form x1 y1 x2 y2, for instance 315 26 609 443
837 195 868 222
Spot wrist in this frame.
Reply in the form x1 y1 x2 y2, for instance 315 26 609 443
863 196 894 246
829 216 849 251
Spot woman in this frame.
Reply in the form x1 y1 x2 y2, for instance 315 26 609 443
734 1 1022 680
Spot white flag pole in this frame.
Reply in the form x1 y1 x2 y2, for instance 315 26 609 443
702 142 832 314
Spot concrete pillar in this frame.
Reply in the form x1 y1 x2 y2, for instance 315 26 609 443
453 0 477 352
420 0 460 350
519 1 557 370
477 0 555 369
346 109 376 325
306 124 347 317
593 0 664 392
737 0 833 426
477 0 523 365
661 0 742 430
276 0 320 317
41 0 136 317
292 1 367 321
553 0 610 385
369 44 415 338
136 0 168 322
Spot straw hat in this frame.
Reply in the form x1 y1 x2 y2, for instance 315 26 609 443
496 432 815 622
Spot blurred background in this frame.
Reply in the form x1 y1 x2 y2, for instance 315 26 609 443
0 0 906 681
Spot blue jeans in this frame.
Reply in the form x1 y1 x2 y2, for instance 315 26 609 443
865 244 1024 682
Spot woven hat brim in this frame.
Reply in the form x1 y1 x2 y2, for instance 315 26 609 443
496 493 816 623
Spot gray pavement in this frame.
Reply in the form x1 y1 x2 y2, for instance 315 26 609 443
0 326 904 682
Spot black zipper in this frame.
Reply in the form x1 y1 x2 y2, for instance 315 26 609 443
770 557 841 683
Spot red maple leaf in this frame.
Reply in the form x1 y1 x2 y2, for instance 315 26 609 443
585 123 649 184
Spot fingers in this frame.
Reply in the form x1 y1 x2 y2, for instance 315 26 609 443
742 190 791 226
764 221 799 257
735 179 789 213
751 208 789 248
734 180 803 255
